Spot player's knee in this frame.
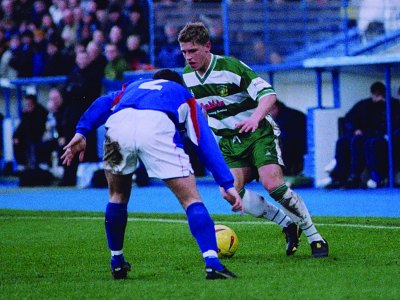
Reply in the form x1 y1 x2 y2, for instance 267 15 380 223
242 189 266 218
259 166 285 192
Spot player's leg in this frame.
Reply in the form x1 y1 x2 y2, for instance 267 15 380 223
132 108 236 279
230 166 300 256
102 109 143 279
164 174 236 279
259 163 328 257
231 167 293 226
104 170 133 279
345 135 367 188
364 137 387 188
326 135 352 188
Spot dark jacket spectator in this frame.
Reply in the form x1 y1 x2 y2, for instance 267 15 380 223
124 34 148 70
102 4 130 37
86 40 107 76
42 34 74 76
13 94 48 169
125 6 149 45
60 50 102 185
156 23 184 68
327 81 400 189
32 29 47 76
9 30 34 77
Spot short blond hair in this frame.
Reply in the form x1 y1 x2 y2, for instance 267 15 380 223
178 22 210 45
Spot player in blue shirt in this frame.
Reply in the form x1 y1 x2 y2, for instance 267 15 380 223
61 69 242 280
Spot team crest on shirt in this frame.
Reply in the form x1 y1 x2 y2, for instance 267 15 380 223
217 85 229 97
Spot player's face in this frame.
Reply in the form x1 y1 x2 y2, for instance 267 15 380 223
179 41 211 74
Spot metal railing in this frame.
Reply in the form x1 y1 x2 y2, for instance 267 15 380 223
149 0 400 67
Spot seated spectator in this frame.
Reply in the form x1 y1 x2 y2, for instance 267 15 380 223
40 13 58 39
31 0 48 27
32 29 47 76
325 81 400 189
269 99 307 176
253 39 267 64
124 34 148 71
156 22 185 68
0 34 19 79
75 9 96 45
86 40 107 76
59 8 79 56
205 18 224 55
358 0 400 43
92 29 106 50
104 43 129 80
36 88 65 177
107 25 126 54
103 4 130 38
9 30 35 77
13 94 48 171
48 0 67 26
42 34 74 76
252 39 283 65
125 6 149 49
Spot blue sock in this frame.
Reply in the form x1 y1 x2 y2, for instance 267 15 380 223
111 254 125 269
105 202 128 267
186 202 224 271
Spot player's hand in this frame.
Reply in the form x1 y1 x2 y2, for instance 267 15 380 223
235 116 259 133
61 133 87 166
220 187 243 214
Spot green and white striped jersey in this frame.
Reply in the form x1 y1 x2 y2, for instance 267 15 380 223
182 54 276 137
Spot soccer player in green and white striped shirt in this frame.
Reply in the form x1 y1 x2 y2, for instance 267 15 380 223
178 22 328 258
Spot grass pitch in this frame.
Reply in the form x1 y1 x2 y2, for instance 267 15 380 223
1 210 399 300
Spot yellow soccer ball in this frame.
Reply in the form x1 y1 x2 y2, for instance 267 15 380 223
215 224 239 258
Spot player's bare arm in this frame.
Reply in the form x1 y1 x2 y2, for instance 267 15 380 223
61 133 87 166
236 94 276 133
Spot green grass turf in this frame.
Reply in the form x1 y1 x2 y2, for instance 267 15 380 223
1 210 399 300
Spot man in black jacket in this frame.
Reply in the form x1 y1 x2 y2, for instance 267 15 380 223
59 50 103 186
327 81 400 189
13 94 47 170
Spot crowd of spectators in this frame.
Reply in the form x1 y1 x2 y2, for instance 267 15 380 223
0 0 155 185
0 0 153 80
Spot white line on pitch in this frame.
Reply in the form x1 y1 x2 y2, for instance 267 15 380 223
1 215 400 230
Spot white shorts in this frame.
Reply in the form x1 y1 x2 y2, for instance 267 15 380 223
103 108 193 179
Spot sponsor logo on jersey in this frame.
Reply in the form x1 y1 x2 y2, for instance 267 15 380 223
201 99 225 111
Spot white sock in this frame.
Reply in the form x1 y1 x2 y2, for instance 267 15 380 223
302 223 323 243
242 189 293 228
277 188 323 243
111 250 123 256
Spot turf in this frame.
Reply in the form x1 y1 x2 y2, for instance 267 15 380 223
1 210 399 300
